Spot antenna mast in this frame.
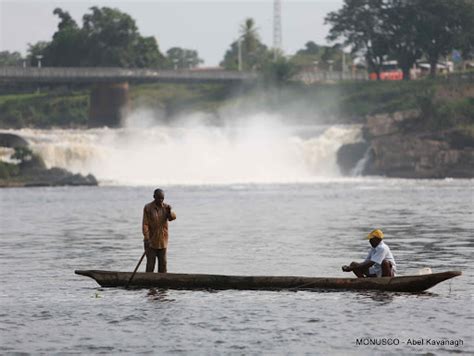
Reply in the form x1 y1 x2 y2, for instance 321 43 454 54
273 0 282 57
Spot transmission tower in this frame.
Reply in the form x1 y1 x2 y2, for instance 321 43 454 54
273 0 282 55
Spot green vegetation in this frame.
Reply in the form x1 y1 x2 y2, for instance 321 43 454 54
221 18 271 71
326 0 473 79
0 76 471 132
414 88 474 131
25 7 206 70
290 41 352 72
129 82 240 117
0 144 97 186
164 48 203 70
128 80 436 123
262 58 299 85
0 93 47 105
0 91 88 128
219 17 307 81
0 51 22 66
5 2 471 85
0 161 19 179
28 7 164 68
0 147 42 179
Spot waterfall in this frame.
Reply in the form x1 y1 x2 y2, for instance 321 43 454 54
1 113 363 185
351 147 372 176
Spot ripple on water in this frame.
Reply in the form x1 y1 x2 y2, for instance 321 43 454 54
1 183 472 354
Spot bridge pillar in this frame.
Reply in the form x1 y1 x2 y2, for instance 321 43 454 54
89 82 129 127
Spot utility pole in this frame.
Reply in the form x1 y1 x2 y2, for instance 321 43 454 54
342 49 346 79
35 55 43 68
238 37 242 71
273 0 282 60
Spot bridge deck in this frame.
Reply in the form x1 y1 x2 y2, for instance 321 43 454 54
0 67 259 83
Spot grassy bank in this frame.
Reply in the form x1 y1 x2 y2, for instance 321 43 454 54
0 91 89 128
129 82 240 118
0 75 472 131
241 76 473 127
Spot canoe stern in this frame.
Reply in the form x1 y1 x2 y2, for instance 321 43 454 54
74 270 462 292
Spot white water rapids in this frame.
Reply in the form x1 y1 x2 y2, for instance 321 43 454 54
2 113 363 185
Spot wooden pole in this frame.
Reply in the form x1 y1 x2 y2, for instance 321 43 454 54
126 251 146 289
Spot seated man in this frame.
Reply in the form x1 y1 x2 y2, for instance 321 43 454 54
342 229 396 278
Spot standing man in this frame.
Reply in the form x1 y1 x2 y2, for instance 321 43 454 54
142 188 176 273
342 229 396 278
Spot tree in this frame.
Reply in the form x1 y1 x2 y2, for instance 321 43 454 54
27 41 50 67
327 0 474 80
411 0 474 76
296 41 320 56
220 18 269 70
457 0 474 60
325 0 389 80
383 0 473 79
0 51 23 66
378 1 422 80
290 42 352 72
54 7 78 31
240 18 259 57
28 7 165 68
262 56 298 84
165 47 203 69
291 41 321 67
220 42 240 70
82 6 141 67
320 44 347 71
134 37 164 68
44 8 85 66
410 1 453 77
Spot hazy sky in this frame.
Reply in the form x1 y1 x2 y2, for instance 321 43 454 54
0 0 344 66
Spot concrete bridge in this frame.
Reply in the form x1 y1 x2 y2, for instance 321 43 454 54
0 67 259 84
0 67 258 126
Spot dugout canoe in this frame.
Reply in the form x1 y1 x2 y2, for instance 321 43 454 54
74 270 461 292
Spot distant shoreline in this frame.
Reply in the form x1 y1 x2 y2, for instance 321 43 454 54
0 77 471 129
1 78 472 180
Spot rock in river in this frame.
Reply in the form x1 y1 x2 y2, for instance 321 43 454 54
0 132 98 187
336 110 474 178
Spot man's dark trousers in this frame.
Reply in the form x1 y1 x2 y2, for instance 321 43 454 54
145 244 167 273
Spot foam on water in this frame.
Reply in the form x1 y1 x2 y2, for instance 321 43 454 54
2 112 363 185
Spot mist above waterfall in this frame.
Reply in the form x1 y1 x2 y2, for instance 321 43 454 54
7 110 362 185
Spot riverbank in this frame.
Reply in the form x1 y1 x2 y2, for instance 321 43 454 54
336 74 474 178
0 75 472 128
338 109 474 178
0 75 472 179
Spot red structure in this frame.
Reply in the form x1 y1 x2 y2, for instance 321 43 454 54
370 61 403 80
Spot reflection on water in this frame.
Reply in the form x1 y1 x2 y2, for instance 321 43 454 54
0 180 472 354
147 288 176 303
353 290 438 304
357 291 396 304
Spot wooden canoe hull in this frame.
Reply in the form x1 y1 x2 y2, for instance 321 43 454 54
74 270 461 292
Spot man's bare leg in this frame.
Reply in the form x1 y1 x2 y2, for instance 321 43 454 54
350 262 370 278
381 260 394 277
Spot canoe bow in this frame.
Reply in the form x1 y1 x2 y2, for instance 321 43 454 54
75 270 461 292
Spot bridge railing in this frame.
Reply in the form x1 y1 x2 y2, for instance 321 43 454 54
293 70 369 84
0 67 260 83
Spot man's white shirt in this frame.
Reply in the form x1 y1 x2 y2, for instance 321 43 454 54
365 241 397 277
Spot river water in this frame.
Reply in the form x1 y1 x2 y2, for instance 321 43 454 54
1 180 473 354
